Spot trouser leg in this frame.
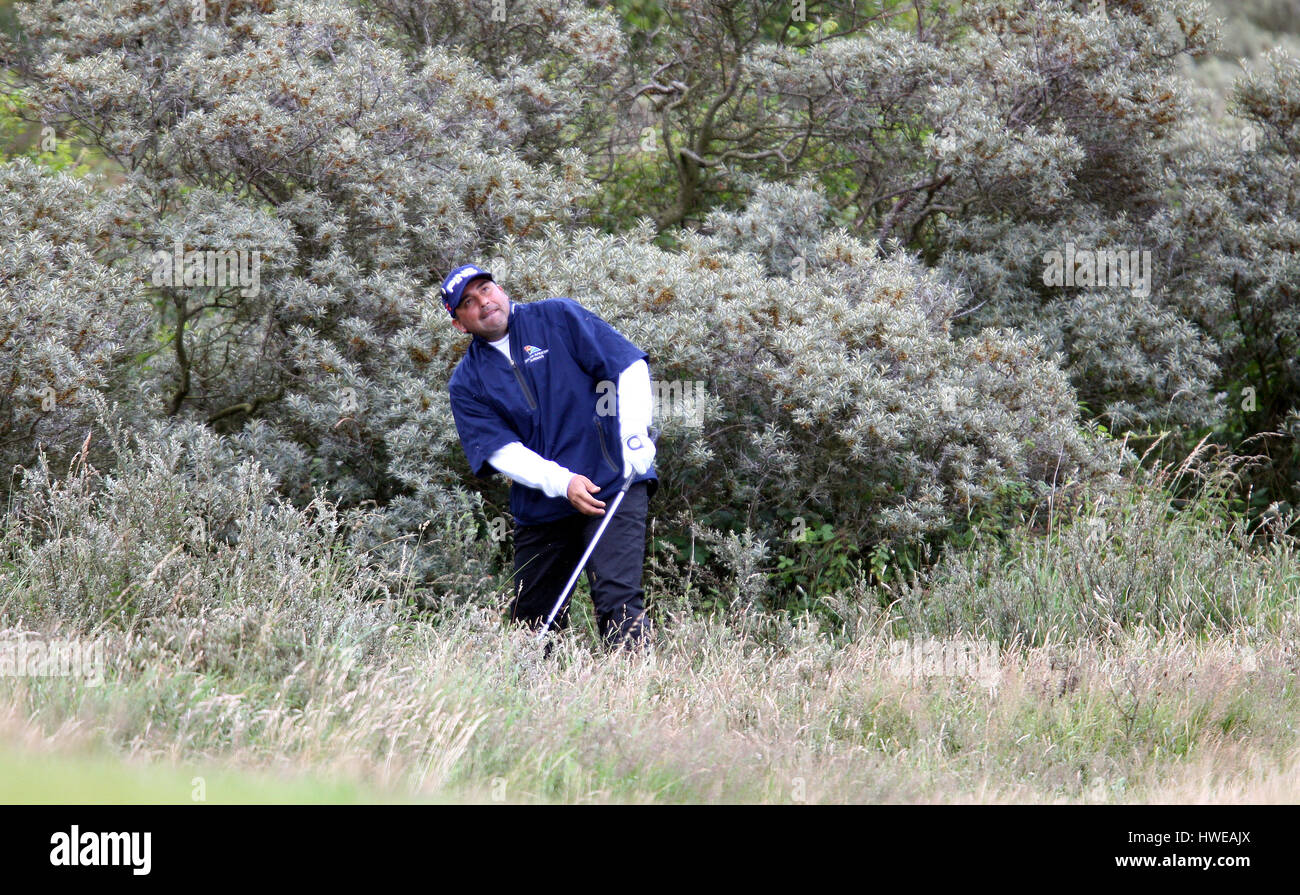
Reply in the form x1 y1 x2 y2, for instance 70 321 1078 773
583 481 651 650
510 513 586 635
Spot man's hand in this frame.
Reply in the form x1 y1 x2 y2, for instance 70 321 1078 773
567 474 607 516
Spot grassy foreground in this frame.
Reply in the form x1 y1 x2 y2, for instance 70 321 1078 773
2 602 1298 804
0 736 414 804
1 439 1298 803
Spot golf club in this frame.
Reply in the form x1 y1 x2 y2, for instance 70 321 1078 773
535 426 659 642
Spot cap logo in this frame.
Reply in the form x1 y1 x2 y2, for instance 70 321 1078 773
443 266 481 297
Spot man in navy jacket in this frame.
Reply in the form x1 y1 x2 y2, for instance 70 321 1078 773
442 264 658 650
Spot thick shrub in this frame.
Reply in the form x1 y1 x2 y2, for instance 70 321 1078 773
490 219 1122 555
0 158 152 495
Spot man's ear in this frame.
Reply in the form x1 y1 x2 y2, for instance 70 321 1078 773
451 317 468 335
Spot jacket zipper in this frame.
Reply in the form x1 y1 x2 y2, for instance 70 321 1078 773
509 358 537 410
488 305 536 411
594 417 619 474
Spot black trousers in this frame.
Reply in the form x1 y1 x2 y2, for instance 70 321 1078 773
509 481 651 649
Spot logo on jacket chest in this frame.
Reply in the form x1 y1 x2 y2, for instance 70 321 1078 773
522 344 549 364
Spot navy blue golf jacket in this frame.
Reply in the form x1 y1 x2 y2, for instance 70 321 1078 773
448 297 658 526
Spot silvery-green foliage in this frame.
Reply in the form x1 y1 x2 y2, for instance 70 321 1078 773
744 0 1215 242
920 1 1224 432
938 211 1223 431
666 0 1224 429
696 525 772 612
1146 49 1300 485
9 0 592 573
362 0 627 165
15 0 590 404
918 1 1224 430
609 0 932 231
1216 0 1300 39
496 220 1122 547
348 481 508 607
4 0 1130 600
5 412 338 619
0 159 153 493
2 411 402 667
701 179 829 277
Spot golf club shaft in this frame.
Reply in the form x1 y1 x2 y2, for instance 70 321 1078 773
535 427 657 642
536 471 634 640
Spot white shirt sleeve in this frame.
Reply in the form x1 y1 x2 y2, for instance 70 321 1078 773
488 441 575 499
617 359 653 441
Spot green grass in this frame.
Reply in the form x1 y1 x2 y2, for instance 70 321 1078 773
0 744 423 804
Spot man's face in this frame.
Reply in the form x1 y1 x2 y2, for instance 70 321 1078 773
451 277 510 340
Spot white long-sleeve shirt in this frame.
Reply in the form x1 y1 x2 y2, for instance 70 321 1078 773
486 346 652 498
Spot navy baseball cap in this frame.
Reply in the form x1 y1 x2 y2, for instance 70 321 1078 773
440 264 493 317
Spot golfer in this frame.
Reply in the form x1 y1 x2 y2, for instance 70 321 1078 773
442 264 658 650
